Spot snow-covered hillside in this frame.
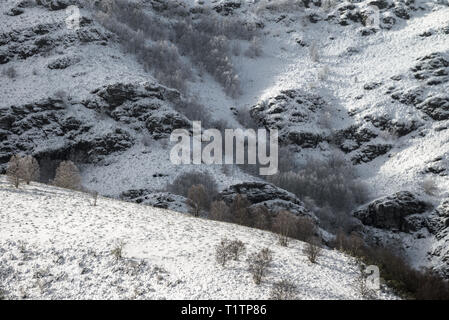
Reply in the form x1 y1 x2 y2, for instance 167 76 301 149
1 0 449 289
0 176 397 299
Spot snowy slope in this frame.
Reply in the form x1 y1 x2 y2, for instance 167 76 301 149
0 176 397 299
1 0 449 280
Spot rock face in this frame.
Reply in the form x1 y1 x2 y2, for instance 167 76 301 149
0 81 189 173
353 191 430 232
250 89 328 148
426 200 449 278
219 182 316 221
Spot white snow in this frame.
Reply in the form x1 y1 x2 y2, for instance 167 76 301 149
0 176 397 299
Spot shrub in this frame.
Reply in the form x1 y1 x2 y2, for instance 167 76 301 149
53 160 81 190
187 184 209 217
6 154 22 188
228 239 246 261
20 155 40 184
215 238 232 267
111 240 125 261
247 248 273 285
304 237 322 264
270 279 297 300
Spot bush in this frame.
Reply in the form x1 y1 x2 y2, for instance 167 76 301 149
247 248 273 285
6 154 22 188
111 240 125 261
187 184 209 217
228 239 246 261
215 238 231 267
53 160 81 190
304 237 322 264
270 279 297 300
20 155 40 184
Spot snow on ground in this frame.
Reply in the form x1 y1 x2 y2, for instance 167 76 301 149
0 176 397 299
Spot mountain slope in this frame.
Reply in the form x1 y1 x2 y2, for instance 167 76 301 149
1 0 449 280
0 176 397 299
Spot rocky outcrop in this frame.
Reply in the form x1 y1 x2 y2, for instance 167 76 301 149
353 191 430 232
213 2 241 16
334 125 377 153
0 18 110 64
85 82 189 139
351 144 392 164
411 52 449 86
219 182 316 221
250 89 328 148
120 190 189 213
363 115 422 137
416 95 449 121
47 55 81 69
0 81 189 171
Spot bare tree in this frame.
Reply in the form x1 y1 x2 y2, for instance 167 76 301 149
304 237 322 264
230 194 252 226
294 217 317 242
20 155 40 184
210 200 231 222
273 211 295 247
252 205 272 231
6 154 22 188
187 184 208 217
53 161 81 190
